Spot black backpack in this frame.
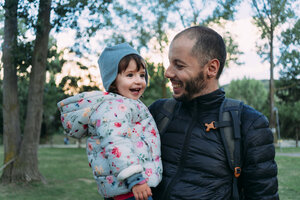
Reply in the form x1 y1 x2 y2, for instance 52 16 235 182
155 98 244 200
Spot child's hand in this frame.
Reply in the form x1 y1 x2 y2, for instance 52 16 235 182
132 182 152 200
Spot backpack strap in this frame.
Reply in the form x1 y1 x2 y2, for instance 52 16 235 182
157 97 243 199
155 98 178 135
208 98 243 200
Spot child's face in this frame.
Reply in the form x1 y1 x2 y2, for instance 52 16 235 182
115 59 146 100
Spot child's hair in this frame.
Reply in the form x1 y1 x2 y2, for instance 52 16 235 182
108 54 147 94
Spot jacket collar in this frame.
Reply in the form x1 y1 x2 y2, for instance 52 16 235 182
182 88 225 111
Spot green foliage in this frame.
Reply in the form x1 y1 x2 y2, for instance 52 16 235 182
277 19 300 103
210 0 242 21
164 0 244 68
277 101 300 139
251 0 296 61
41 75 66 143
224 78 268 114
141 62 172 106
0 80 2 141
52 0 113 55
1 36 67 141
251 0 297 131
276 18 300 140
0 6 4 43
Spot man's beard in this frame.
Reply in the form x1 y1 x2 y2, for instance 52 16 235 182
174 71 207 102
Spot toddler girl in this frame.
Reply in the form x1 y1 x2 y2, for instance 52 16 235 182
57 43 162 200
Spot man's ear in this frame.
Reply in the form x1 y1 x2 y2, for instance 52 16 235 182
207 59 220 78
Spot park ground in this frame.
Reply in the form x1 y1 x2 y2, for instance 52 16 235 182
0 134 300 200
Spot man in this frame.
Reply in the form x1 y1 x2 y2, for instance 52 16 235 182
149 26 279 200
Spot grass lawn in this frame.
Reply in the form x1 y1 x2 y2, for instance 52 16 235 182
0 147 102 200
0 146 300 200
276 148 300 200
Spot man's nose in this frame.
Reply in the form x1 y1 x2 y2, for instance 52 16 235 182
165 65 174 78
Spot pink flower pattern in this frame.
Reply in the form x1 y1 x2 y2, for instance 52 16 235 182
118 104 127 112
136 141 144 148
145 168 152 177
114 122 122 128
66 121 72 129
96 120 101 127
58 91 162 197
88 143 93 151
112 147 121 158
106 176 114 184
151 128 157 137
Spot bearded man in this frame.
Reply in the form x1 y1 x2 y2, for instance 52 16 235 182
149 26 279 200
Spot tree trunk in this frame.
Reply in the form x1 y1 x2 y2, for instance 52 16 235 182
9 0 52 183
269 26 276 143
1 0 21 184
296 127 299 148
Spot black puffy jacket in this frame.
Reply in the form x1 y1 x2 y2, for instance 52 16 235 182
149 89 278 200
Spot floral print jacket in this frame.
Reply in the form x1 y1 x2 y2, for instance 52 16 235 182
57 91 162 198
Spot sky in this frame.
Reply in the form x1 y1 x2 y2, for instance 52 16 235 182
55 1 297 87
56 19 274 87
218 1 278 86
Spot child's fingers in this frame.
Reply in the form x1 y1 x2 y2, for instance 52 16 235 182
147 186 152 196
132 183 152 200
134 191 145 200
142 190 149 200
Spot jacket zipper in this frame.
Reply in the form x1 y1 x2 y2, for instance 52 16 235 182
161 119 197 199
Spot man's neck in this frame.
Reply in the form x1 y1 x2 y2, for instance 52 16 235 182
191 81 219 99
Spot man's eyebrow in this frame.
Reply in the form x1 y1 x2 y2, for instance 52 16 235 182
174 59 187 65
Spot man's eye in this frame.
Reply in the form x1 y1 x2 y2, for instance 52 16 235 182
175 64 183 69
127 73 133 77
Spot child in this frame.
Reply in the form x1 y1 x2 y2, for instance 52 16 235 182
57 43 162 200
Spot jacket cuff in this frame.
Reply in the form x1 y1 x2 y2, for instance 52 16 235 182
117 165 143 181
125 173 145 190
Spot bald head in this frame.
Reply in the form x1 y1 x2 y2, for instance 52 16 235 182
172 26 227 79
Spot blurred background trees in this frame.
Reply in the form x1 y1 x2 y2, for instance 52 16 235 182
276 19 300 146
251 0 297 139
0 0 299 184
225 78 268 114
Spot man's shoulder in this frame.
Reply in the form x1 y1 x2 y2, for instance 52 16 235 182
149 98 173 108
241 103 264 119
240 103 269 130
149 98 175 115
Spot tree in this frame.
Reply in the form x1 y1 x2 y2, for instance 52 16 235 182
276 19 299 103
277 102 300 147
1 0 113 184
108 0 244 107
40 39 68 143
141 62 172 106
251 0 296 138
225 78 268 114
2 0 22 183
276 19 299 145
166 0 244 68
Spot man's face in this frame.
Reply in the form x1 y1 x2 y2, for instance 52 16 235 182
165 36 208 101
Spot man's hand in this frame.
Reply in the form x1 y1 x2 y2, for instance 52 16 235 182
132 183 152 200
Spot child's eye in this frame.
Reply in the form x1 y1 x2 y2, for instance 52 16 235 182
127 73 133 77
140 74 145 78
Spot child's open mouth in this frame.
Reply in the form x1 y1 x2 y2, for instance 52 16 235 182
130 88 141 94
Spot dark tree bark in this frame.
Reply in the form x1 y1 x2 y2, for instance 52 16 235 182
11 0 52 183
1 0 21 184
1 0 52 183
